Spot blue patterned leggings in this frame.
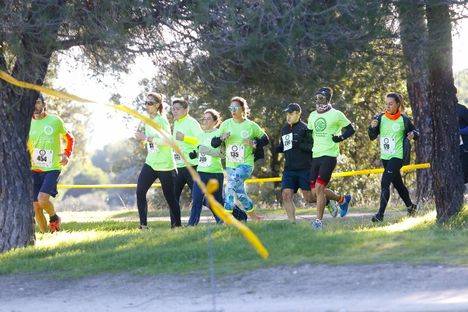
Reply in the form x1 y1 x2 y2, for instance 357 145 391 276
224 165 254 212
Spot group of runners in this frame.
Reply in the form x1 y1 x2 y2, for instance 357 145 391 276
28 86 468 233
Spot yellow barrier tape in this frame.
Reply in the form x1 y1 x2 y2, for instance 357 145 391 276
1 70 269 259
57 163 431 188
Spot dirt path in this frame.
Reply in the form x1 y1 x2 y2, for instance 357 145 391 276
1 264 467 312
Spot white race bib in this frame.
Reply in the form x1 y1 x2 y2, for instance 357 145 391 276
198 153 212 167
32 148 53 168
173 152 184 166
380 137 396 154
226 144 245 163
282 133 293 151
147 142 159 153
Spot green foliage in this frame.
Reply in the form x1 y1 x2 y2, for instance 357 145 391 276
455 69 468 106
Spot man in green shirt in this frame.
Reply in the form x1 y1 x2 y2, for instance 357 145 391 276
29 94 74 233
172 98 204 205
307 87 354 229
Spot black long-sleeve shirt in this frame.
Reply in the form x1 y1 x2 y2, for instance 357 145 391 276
276 120 312 171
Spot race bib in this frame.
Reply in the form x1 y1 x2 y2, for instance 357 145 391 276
282 133 293 151
226 144 245 163
147 142 159 153
380 137 396 154
173 152 184 166
198 153 212 167
32 148 53 168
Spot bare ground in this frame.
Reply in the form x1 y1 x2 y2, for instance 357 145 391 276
1 263 467 312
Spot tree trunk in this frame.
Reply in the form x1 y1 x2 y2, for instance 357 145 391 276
426 2 464 223
397 0 433 202
0 89 37 251
0 1 63 252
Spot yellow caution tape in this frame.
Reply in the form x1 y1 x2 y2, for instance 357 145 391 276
1 70 269 259
56 162 431 189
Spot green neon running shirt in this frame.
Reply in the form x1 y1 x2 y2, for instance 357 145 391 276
379 115 405 160
173 115 203 168
218 118 266 168
197 129 224 174
29 115 68 171
307 108 351 158
144 113 176 171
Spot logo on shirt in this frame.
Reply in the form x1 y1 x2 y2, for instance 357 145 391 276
241 130 249 139
392 124 401 131
314 118 327 132
43 125 54 135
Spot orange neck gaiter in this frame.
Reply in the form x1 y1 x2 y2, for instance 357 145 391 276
384 109 401 120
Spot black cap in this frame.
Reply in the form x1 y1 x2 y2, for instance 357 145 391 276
283 102 301 113
315 87 333 102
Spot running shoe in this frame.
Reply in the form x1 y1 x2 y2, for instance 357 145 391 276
339 194 352 217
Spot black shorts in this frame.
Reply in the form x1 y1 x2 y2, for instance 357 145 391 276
281 169 311 193
310 156 337 188
32 170 61 201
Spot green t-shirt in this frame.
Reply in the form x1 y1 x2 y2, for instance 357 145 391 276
379 115 405 160
197 129 224 174
218 118 266 168
173 114 203 168
144 113 176 171
307 108 351 158
29 115 68 171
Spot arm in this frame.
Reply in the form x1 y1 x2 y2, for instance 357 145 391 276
460 126 468 136
333 124 355 142
368 114 381 141
298 129 313 152
62 131 75 157
405 116 420 141
276 137 284 153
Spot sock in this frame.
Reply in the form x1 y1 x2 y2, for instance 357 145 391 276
338 196 344 204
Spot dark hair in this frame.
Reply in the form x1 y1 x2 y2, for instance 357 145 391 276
386 93 403 106
204 109 222 128
316 87 333 102
147 92 163 114
172 98 189 109
230 96 250 116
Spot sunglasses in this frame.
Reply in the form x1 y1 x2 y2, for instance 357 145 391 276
229 104 241 112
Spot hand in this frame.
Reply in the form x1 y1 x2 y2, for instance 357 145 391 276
407 131 414 140
135 132 146 141
175 131 185 141
243 139 256 147
189 150 198 159
199 145 210 154
220 132 230 141
370 119 378 128
60 154 69 166
332 135 343 143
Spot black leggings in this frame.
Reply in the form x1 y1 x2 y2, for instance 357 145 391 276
174 166 196 204
136 164 181 227
377 158 413 218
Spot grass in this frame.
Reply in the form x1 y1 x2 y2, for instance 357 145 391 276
0 207 466 278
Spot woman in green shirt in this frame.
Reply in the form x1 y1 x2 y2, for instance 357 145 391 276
135 93 181 229
368 93 419 222
187 109 224 225
211 97 269 221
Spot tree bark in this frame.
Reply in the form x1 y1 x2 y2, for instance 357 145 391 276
426 2 464 223
0 1 63 252
397 0 433 202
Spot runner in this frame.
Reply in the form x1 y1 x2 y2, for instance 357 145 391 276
211 97 269 221
368 93 419 222
135 92 181 229
455 88 468 185
187 109 224 225
29 94 74 233
277 103 341 223
307 87 354 229
171 98 203 205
